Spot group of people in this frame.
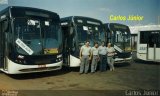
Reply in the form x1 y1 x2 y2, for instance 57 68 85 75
79 41 116 74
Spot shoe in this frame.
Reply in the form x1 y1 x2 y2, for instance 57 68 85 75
91 72 95 74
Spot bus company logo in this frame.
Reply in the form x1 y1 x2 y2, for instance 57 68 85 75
140 47 146 50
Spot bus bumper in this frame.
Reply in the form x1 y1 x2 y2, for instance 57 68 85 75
114 56 132 63
1 58 63 74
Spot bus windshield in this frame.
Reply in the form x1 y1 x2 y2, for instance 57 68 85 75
76 25 101 46
113 30 131 50
115 31 130 43
14 18 62 55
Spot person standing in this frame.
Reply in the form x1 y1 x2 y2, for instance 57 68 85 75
79 41 91 74
91 42 99 73
98 41 107 72
106 43 116 71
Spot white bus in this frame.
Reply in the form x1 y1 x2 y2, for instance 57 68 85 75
137 25 160 62
0 6 63 74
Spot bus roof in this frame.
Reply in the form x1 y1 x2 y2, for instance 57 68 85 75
61 16 103 25
104 23 130 32
0 6 59 19
130 25 160 34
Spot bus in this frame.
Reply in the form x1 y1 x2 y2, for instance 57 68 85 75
0 6 63 74
137 25 160 62
103 23 132 63
61 16 104 67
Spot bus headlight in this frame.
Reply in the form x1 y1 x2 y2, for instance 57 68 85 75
16 59 26 64
56 54 62 62
57 54 62 58
56 58 62 62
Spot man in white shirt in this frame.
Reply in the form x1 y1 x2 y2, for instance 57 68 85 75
106 43 116 71
79 41 91 74
91 42 99 73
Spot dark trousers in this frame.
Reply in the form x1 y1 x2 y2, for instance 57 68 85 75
99 55 107 71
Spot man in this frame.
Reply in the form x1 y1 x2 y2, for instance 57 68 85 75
79 41 91 74
106 43 116 71
98 41 107 72
91 42 99 73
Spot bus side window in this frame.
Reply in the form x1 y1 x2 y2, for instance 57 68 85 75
140 31 149 44
0 19 8 66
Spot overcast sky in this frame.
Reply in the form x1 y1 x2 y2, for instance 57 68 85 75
0 0 159 26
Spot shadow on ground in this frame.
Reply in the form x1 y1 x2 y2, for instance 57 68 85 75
7 66 71 80
134 59 160 65
114 63 131 68
132 51 160 65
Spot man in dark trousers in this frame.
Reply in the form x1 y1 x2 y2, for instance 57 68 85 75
91 42 99 73
98 41 107 72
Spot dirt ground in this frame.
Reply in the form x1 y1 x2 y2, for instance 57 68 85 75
0 52 159 96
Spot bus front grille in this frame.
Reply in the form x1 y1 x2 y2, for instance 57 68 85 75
19 66 61 72
117 52 131 58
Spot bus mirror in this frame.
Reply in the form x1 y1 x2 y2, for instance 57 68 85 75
70 27 73 35
3 19 9 32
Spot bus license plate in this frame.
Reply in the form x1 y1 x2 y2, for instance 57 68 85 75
38 65 46 68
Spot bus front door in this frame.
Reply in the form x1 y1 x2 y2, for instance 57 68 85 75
62 26 70 66
0 21 5 69
147 31 160 61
